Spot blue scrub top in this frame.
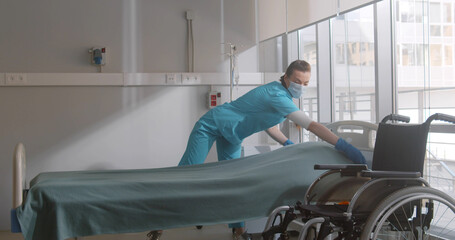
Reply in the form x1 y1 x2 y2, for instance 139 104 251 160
201 81 299 145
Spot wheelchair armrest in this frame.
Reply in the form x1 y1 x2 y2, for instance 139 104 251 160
360 170 421 178
314 164 368 171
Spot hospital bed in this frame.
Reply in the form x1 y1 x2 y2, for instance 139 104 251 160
262 113 455 240
326 120 377 168
11 140 356 240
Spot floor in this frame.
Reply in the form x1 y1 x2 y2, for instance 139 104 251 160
0 224 238 240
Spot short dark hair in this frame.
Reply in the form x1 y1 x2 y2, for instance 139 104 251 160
280 60 311 83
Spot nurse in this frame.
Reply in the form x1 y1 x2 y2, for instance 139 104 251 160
177 59 365 240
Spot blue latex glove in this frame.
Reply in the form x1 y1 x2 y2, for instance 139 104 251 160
283 139 294 146
335 138 366 164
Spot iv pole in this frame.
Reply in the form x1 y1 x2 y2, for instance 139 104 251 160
228 43 237 102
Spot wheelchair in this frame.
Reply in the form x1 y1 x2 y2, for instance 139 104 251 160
262 113 455 240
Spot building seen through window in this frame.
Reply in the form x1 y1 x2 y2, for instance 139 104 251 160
331 5 376 122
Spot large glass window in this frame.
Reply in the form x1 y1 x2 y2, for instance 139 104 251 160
331 5 376 122
258 3 455 177
298 25 318 141
299 25 318 123
395 0 455 199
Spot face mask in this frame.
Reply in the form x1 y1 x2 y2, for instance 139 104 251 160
288 81 306 98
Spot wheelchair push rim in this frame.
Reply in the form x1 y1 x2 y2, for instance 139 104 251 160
361 186 455 240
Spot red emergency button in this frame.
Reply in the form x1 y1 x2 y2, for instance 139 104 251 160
211 101 217 106
211 95 216 100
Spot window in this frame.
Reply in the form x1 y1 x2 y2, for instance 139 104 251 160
443 2 452 22
431 25 442 36
400 44 424 66
336 44 345 64
395 0 455 201
444 25 453 36
430 44 442 66
445 45 453 65
298 25 318 141
257 2 455 179
331 5 376 122
397 0 423 22
430 2 441 23
298 25 318 122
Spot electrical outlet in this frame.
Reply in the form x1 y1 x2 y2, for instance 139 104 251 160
166 73 180 84
5 73 28 85
181 73 201 84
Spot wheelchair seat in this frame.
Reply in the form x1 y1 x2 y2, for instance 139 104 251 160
298 204 349 219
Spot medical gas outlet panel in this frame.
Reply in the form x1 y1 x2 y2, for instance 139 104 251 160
88 47 107 66
207 91 221 109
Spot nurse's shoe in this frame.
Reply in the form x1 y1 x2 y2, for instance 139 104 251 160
146 230 163 240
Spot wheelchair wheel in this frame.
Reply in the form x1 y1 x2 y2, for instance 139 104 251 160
361 186 455 240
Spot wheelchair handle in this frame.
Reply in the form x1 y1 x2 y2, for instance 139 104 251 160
381 114 410 123
426 113 455 124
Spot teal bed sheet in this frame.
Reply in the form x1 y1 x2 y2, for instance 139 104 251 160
16 142 352 240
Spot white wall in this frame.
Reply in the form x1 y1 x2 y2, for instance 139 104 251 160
0 0 258 230
0 0 259 73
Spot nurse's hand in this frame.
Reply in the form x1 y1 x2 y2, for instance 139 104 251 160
335 138 366 164
283 139 294 146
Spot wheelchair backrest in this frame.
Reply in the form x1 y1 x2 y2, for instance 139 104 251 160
370 113 455 174
372 122 429 174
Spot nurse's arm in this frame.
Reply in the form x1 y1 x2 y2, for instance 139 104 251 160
307 122 339 145
287 111 339 145
265 125 288 145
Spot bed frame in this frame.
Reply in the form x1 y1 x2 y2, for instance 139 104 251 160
326 120 377 151
11 143 84 240
11 142 26 233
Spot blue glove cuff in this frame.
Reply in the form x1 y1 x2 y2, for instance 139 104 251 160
283 139 294 146
335 138 348 151
335 138 366 164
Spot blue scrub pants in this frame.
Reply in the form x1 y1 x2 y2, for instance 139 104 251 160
178 120 244 229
